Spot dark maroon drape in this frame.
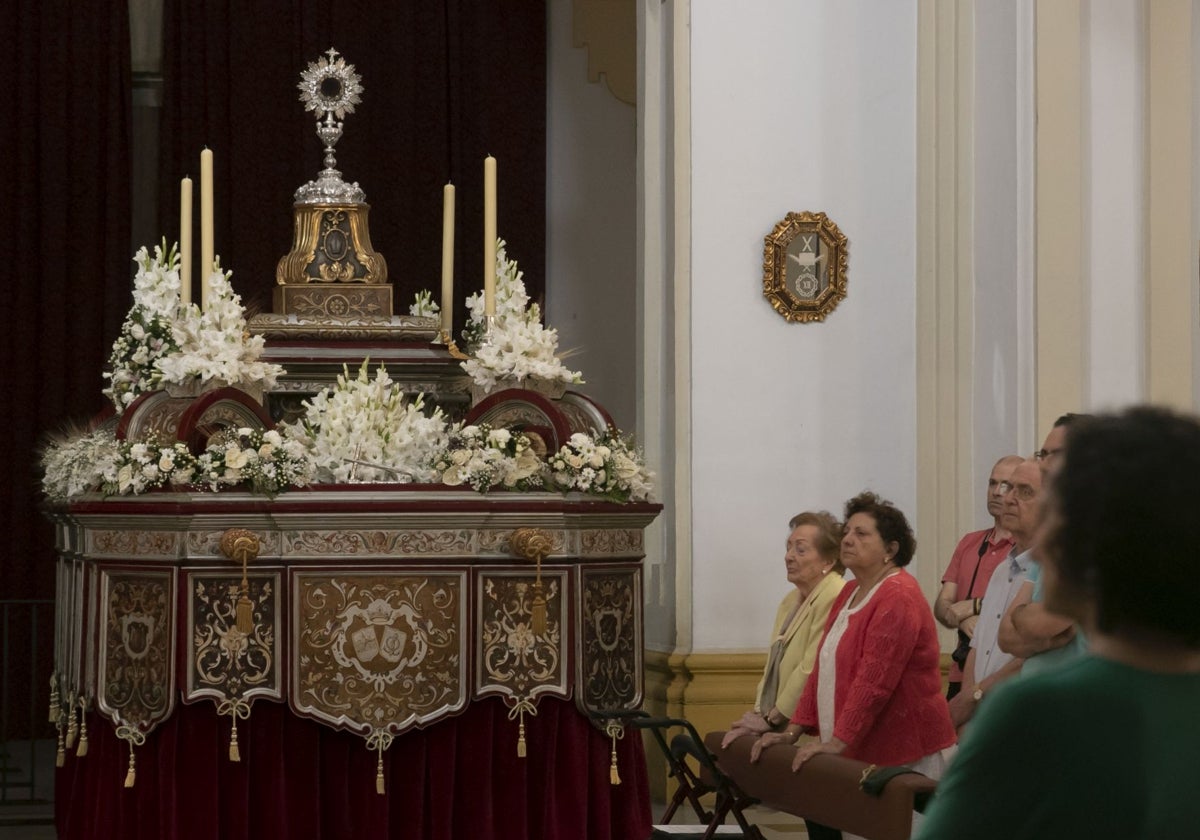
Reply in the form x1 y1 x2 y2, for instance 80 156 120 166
4 1 132 734
157 1 547 330
56 697 651 840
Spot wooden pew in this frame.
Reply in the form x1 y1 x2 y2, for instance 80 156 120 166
703 732 936 840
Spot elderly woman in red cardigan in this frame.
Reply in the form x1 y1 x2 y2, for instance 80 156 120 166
751 491 956 840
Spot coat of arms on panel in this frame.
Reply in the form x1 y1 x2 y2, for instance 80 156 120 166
97 569 176 786
576 567 642 715
291 571 467 733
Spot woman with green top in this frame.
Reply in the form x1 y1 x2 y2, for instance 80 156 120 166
918 406 1200 839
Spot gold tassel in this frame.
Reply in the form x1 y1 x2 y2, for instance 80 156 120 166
55 724 65 768
235 593 253 635
366 730 393 796
517 714 527 758
49 674 60 723
76 708 89 757
65 704 78 750
124 745 137 788
530 581 547 637
229 716 241 762
606 721 623 785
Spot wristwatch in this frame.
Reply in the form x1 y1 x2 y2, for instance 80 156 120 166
972 686 984 702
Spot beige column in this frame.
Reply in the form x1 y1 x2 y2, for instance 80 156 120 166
1035 1 1084 432
1145 0 1194 409
916 0 976 633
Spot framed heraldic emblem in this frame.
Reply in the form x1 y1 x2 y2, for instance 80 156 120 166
763 211 848 323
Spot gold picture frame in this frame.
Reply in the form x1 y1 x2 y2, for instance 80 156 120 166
762 211 848 323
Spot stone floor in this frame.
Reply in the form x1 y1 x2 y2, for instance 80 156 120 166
652 798 808 838
0 739 54 839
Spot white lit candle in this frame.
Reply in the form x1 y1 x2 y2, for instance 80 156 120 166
441 182 456 335
200 148 214 310
179 176 193 306
483 155 497 317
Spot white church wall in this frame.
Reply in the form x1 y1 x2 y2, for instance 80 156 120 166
688 1 919 650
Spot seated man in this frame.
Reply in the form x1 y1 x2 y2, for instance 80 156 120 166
947 458 1041 730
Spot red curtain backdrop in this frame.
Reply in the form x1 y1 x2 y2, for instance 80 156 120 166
4 1 133 736
157 1 548 331
55 697 651 840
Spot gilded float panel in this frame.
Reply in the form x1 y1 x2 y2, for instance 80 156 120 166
97 569 177 734
290 570 468 735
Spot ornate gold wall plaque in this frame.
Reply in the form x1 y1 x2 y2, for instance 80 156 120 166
763 211 848 323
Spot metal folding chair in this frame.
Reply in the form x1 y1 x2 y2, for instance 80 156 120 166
589 709 765 840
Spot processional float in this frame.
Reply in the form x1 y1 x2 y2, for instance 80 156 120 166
45 48 658 840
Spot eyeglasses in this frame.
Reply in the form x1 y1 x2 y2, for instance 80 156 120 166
997 481 1038 501
1034 447 1063 462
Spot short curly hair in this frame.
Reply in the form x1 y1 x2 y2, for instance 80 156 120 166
1047 406 1200 647
788 510 845 575
844 491 917 567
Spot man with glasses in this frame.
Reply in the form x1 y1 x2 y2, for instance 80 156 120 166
998 414 1090 676
934 455 1022 699
948 459 1040 730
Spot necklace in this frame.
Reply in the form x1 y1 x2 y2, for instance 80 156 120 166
849 567 899 608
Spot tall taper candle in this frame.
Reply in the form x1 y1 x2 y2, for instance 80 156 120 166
483 155 497 316
180 177 193 305
441 183 456 335
200 148 214 310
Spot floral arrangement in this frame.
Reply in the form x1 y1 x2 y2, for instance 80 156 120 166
40 427 125 502
547 429 655 502
460 239 583 391
102 242 284 411
429 424 545 493
41 427 313 500
41 240 657 505
408 290 440 318
287 361 449 483
102 243 185 408
189 427 315 495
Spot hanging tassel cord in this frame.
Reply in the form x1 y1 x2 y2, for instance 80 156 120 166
64 692 78 750
49 673 61 723
216 698 252 762
76 696 90 757
510 527 554 638
219 528 261 635
605 720 625 786
115 725 147 789
55 717 66 768
506 699 538 758
366 730 394 796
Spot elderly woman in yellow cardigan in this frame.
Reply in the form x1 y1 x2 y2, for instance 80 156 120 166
722 510 848 747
